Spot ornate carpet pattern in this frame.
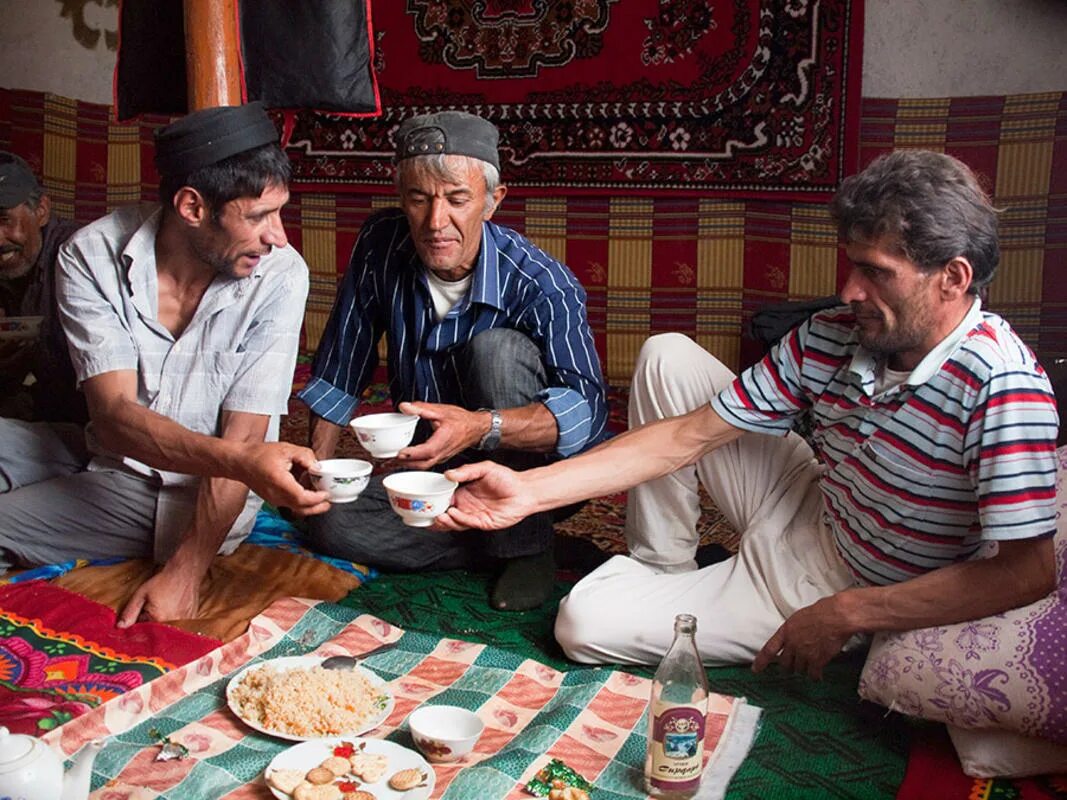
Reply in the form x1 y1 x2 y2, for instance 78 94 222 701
3 88 1065 381
282 0 863 198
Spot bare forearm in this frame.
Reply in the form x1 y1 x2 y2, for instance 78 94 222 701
523 403 741 513
93 397 244 478
167 475 248 575
836 537 1056 634
494 402 558 452
309 414 343 460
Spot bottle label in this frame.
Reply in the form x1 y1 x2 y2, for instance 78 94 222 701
649 702 706 791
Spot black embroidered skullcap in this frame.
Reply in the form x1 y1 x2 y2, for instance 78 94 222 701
395 111 500 171
154 102 279 178
0 151 41 208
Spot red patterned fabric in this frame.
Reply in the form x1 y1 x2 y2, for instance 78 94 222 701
0 582 219 736
284 0 864 199
897 727 1067 800
1 87 1063 381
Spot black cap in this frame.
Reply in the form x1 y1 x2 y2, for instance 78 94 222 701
395 111 500 171
0 151 41 208
154 102 279 178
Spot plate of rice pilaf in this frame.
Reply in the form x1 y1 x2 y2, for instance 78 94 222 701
226 655 393 741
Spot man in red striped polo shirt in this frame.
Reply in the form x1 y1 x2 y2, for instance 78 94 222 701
440 150 1060 677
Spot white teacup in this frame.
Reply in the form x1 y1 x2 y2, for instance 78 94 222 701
382 471 458 527
408 704 485 763
308 458 372 504
349 412 420 458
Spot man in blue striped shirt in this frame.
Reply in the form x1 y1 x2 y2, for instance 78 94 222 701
298 111 608 610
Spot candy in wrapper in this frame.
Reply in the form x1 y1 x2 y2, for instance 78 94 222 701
525 758 593 798
148 727 189 762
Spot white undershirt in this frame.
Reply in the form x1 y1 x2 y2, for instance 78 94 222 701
874 365 911 395
424 270 473 322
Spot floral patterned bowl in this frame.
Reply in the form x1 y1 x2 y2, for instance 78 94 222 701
308 458 372 504
382 472 458 527
349 412 419 458
407 704 484 763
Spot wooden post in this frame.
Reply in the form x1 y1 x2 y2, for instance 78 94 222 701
183 0 242 110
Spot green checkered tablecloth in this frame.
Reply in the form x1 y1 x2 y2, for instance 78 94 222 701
45 598 759 799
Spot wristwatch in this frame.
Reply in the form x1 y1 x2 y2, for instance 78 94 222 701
478 408 503 451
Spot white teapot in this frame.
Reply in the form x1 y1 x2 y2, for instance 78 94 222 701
0 726 103 800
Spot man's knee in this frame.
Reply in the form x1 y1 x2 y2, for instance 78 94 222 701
554 591 605 663
635 333 718 377
554 586 640 664
459 328 546 408
633 333 734 396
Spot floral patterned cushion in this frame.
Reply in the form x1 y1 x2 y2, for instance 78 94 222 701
857 447 1067 746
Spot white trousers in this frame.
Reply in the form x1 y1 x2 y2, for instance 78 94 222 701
555 334 857 666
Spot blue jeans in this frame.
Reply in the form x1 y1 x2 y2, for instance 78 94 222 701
306 328 560 570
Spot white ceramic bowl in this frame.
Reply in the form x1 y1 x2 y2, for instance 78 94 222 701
408 705 485 763
349 412 420 458
308 458 372 503
382 471 457 527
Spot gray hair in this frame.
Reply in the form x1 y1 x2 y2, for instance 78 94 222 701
396 154 501 216
829 150 999 294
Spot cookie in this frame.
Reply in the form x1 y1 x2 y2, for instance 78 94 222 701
321 756 353 777
349 751 389 783
294 783 343 800
388 768 428 791
306 766 336 785
342 792 377 800
267 768 306 794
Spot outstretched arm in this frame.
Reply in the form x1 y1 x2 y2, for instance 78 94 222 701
437 402 743 530
83 370 329 514
752 535 1056 680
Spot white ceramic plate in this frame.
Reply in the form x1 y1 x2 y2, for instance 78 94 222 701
265 736 435 800
226 655 394 742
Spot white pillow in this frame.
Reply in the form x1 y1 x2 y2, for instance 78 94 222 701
948 725 1067 778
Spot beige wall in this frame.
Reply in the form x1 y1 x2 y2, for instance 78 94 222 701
862 0 1067 97
0 1 1065 104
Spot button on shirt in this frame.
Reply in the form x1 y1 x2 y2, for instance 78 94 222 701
298 209 608 457
712 302 1059 587
56 205 309 560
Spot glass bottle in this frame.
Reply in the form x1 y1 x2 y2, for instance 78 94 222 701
644 613 710 798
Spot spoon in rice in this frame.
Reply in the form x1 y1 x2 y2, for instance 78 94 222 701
320 643 394 670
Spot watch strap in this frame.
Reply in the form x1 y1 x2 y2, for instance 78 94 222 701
478 408 503 450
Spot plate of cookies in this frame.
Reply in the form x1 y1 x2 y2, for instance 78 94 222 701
265 736 435 800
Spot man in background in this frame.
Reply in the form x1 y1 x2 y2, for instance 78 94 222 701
299 111 608 611
0 151 84 423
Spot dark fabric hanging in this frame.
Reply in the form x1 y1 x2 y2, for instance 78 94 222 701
114 0 380 121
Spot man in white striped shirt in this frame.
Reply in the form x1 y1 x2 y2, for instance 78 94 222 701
0 104 329 625
439 150 1059 676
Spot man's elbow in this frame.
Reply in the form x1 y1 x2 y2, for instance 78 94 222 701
1014 536 1059 604
1034 549 1059 599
